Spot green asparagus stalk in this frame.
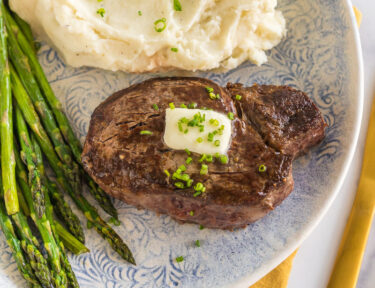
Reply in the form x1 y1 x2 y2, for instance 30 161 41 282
4 16 80 194
31 133 85 243
10 12 37 52
0 0 17 215
0 200 40 287
43 181 80 288
15 140 68 287
27 112 135 263
0 166 50 287
15 105 44 218
4 7 118 219
55 221 89 255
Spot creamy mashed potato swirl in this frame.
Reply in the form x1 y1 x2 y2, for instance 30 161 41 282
10 0 286 72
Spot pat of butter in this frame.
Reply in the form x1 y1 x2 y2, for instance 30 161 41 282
164 108 232 155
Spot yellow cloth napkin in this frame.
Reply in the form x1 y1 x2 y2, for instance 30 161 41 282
249 7 362 288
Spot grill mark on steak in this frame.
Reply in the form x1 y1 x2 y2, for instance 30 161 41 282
82 77 325 230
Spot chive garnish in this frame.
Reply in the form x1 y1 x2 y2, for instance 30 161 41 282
174 0 182 11
152 104 159 111
195 240 201 247
258 164 267 173
164 169 170 177
200 164 208 175
97 8 105 17
176 256 184 263
179 165 186 172
189 211 194 216
174 182 185 189
180 103 187 108
235 94 242 100
209 119 219 126
206 155 213 162
169 102 175 109
187 179 194 187
199 154 207 163
227 112 234 120
188 102 197 109
140 130 153 135
171 47 178 52
220 155 228 164
205 87 214 93
214 140 220 147
186 157 192 164
138 11 142 16
181 174 190 182
199 225 204 230
193 191 202 197
196 137 203 143
185 148 191 155
154 18 167 32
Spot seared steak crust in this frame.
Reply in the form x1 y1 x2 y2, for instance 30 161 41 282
82 78 325 229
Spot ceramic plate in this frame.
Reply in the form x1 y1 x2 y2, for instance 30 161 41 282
0 0 363 287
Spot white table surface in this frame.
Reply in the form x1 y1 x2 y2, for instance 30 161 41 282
288 1 375 287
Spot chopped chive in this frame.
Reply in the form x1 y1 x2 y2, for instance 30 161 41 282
220 155 228 164
184 129 189 134
199 225 204 230
180 103 187 108
200 164 208 175
97 8 105 17
216 94 220 99
214 152 220 158
174 182 185 189
209 92 216 99
206 155 213 162
154 18 167 32
207 132 214 142
176 256 184 263
209 119 219 126
189 210 194 216
196 137 203 143
235 94 242 100
194 182 204 191
199 154 207 163
195 240 201 247
169 102 175 109
179 165 186 172
185 148 191 155
138 10 142 16
181 174 190 181
178 122 183 132
174 0 182 11
214 140 220 147
152 104 159 111
186 157 192 164
205 86 214 93
199 125 204 132
164 169 170 177
187 179 194 187
193 191 202 197
258 164 267 173
188 102 197 109
227 112 234 120
171 47 178 52
140 130 153 135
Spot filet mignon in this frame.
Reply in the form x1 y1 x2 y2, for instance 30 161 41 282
82 78 325 229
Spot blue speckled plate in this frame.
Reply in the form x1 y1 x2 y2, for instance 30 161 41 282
0 0 363 287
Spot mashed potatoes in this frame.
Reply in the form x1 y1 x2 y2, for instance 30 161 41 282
10 0 286 72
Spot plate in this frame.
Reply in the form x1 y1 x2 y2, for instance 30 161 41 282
0 0 363 287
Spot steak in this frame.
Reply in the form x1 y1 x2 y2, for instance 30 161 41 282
82 78 325 229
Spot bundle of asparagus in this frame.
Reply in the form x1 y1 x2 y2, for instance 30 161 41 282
0 2 135 287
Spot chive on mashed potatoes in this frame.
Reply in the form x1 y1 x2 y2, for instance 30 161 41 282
10 0 286 72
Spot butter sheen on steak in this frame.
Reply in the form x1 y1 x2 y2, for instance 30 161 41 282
82 78 325 230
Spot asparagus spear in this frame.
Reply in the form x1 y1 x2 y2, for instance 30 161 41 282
0 0 18 215
4 19 80 194
31 133 85 243
15 132 68 287
10 12 37 52
55 221 89 255
43 180 80 288
0 200 40 287
0 167 50 286
15 105 44 218
4 8 118 219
